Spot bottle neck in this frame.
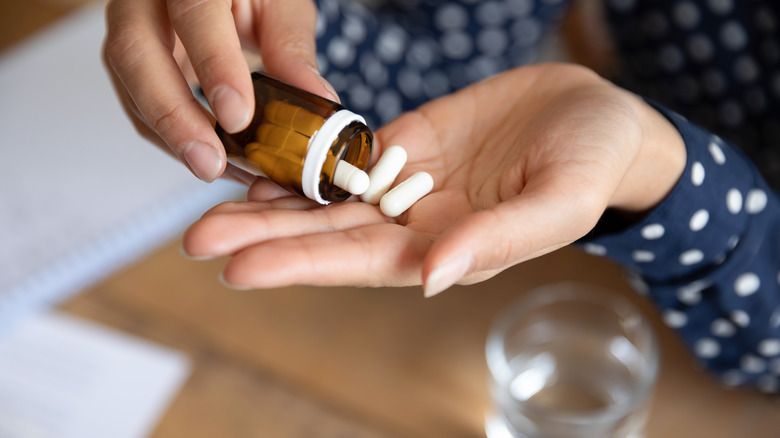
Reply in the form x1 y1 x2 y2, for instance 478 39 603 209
302 109 366 204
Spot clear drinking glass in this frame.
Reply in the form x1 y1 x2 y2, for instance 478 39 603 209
485 283 659 438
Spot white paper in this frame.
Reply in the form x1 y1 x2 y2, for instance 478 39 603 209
0 2 243 331
0 312 190 438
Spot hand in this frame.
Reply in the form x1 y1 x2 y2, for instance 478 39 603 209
182 63 686 295
103 0 337 183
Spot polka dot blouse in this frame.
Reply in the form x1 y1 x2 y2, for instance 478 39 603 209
312 0 780 391
584 104 780 392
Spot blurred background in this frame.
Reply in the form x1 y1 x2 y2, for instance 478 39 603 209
1 1 779 437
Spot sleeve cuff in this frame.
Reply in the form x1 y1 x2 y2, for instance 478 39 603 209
578 101 765 285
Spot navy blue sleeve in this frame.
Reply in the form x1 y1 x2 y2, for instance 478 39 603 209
580 102 780 392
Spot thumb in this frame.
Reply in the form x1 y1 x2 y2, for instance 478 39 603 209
421 176 609 298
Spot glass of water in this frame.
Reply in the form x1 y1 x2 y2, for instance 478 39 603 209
485 283 659 438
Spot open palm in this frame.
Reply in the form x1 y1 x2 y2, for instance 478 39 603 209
183 63 682 294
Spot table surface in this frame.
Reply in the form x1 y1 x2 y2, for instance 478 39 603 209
5 1 780 437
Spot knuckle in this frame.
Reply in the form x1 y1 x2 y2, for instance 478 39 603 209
567 191 609 238
186 210 233 247
104 2 147 66
104 22 141 66
203 201 242 216
190 50 233 83
167 0 208 20
276 33 314 57
149 98 195 145
167 0 230 23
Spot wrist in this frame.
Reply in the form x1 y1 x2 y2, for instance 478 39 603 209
609 94 687 214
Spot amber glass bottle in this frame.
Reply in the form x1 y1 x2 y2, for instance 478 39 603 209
216 72 373 204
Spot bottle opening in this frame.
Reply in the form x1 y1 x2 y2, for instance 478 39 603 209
303 110 371 204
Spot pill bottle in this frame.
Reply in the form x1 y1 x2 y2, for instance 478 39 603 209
216 72 373 204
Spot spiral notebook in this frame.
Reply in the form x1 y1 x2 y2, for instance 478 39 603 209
0 2 243 332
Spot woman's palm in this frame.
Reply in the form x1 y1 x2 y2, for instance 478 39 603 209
184 64 644 289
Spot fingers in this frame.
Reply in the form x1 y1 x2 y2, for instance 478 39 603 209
182 200 426 288
105 0 226 182
182 201 388 258
102 45 168 151
105 0 338 184
168 0 254 133
254 0 339 102
222 224 431 289
422 169 610 297
246 178 300 202
222 164 258 186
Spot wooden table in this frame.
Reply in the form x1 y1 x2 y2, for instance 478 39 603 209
5 1 780 437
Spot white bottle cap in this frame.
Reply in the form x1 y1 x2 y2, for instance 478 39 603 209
301 109 367 204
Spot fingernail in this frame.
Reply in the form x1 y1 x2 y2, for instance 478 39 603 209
179 245 216 261
311 65 340 103
211 85 251 133
224 165 257 186
423 253 473 298
218 271 253 291
182 141 222 182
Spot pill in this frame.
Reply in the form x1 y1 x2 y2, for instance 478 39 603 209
333 160 370 195
360 145 408 204
244 141 262 154
256 123 309 156
264 101 325 136
379 171 434 217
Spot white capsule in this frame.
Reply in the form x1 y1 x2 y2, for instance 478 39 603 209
360 145 408 204
379 171 434 217
333 160 370 195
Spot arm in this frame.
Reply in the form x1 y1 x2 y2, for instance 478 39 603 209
579 104 780 391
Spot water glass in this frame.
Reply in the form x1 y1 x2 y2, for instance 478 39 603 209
485 283 659 438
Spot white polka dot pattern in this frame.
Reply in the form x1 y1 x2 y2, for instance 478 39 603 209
691 161 706 185
695 337 721 358
315 0 575 126
771 308 780 328
673 1 700 29
576 96 778 388
680 249 704 265
632 250 655 263
745 189 768 214
707 0 733 15
731 310 751 328
726 188 742 214
677 280 709 305
689 209 709 231
734 272 761 297
664 309 688 328
583 243 607 256
720 21 748 51
709 142 726 164
758 339 780 357
641 223 665 239
711 318 736 337
741 354 767 374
